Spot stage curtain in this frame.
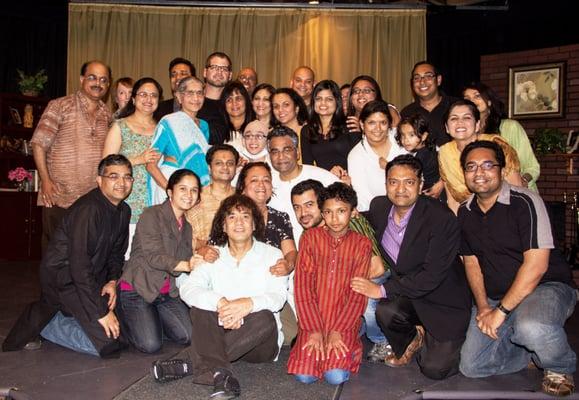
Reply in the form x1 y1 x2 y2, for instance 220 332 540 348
68 3 425 108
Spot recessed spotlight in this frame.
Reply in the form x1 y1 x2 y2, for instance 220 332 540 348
309 0 319 4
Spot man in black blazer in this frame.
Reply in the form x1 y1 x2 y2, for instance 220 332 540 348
354 154 471 380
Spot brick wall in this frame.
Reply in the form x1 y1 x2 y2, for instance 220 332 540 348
537 154 579 255
481 45 579 257
480 44 579 134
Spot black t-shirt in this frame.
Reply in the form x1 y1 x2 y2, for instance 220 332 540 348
301 125 361 170
458 183 574 299
401 94 458 147
198 98 228 145
414 147 440 190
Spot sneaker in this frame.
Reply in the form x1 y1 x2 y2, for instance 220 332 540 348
366 342 393 363
23 337 42 351
211 369 240 399
384 325 424 368
151 359 193 383
542 370 575 397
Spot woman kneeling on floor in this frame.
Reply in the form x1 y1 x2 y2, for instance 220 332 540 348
117 169 202 353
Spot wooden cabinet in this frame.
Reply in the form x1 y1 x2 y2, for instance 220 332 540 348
0 93 48 259
0 191 42 260
0 93 48 186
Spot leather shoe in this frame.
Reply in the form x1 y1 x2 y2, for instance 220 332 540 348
384 325 424 367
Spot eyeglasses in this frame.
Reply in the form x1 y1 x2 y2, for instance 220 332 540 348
463 161 500 173
85 74 110 85
243 134 267 141
269 146 296 157
207 64 231 73
100 174 135 183
412 73 437 82
181 90 204 98
351 88 375 96
136 91 159 99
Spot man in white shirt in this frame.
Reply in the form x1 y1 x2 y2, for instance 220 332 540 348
267 126 339 242
151 194 288 400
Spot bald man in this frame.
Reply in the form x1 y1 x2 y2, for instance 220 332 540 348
290 66 315 109
237 67 258 96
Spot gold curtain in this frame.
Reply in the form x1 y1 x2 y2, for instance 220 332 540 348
68 3 425 109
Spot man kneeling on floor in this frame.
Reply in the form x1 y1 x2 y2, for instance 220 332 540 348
458 141 577 397
152 194 288 399
2 154 133 358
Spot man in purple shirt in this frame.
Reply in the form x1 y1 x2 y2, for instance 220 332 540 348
355 155 471 380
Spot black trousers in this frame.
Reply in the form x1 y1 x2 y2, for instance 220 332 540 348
187 307 279 385
375 296 463 380
41 206 67 255
2 294 124 358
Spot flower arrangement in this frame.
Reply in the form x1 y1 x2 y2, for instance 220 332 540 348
8 167 33 191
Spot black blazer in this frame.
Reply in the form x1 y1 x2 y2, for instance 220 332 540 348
367 195 471 341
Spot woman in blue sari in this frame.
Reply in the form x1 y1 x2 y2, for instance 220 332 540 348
147 76 210 205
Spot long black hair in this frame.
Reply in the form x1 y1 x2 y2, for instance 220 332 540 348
219 81 255 141
304 79 348 143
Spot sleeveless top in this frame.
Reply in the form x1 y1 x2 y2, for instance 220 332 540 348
118 118 154 223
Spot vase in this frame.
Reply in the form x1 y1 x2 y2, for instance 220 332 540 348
16 181 31 192
21 90 39 97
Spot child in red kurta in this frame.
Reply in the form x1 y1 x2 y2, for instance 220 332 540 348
288 182 371 385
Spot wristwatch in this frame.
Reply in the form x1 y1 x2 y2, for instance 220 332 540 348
496 302 511 315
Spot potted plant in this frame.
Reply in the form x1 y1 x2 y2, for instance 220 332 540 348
16 69 48 97
532 128 566 156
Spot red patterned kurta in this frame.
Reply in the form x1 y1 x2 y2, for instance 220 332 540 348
287 226 371 378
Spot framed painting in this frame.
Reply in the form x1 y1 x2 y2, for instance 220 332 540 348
508 62 565 119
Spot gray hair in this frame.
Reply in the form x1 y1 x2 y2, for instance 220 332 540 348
267 126 299 150
176 76 204 92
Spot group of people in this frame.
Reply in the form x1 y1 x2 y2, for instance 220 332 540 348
1 54 576 399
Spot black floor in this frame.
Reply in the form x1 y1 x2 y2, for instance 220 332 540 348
1 261 579 400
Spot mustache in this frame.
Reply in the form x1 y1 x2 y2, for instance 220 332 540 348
90 85 103 91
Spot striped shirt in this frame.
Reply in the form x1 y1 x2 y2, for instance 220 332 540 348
31 91 112 208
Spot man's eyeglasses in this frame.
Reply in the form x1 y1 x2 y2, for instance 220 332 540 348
100 174 135 182
412 73 437 83
136 92 159 99
85 74 110 85
269 146 296 157
243 134 267 141
463 161 500 173
207 65 231 73
351 88 375 96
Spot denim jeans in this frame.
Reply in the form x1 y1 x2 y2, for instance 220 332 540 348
118 290 192 353
294 368 351 385
361 272 389 344
460 282 577 377
40 311 99 356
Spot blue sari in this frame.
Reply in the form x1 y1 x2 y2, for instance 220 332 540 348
147 111 210 206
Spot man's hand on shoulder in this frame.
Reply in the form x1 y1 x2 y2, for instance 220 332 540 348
196 245 219 263
98 310 120 339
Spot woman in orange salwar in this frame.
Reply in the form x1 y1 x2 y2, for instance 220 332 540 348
287 182 371 385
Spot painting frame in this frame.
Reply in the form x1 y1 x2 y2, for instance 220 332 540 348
508 62 565 119
9 106 22 125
